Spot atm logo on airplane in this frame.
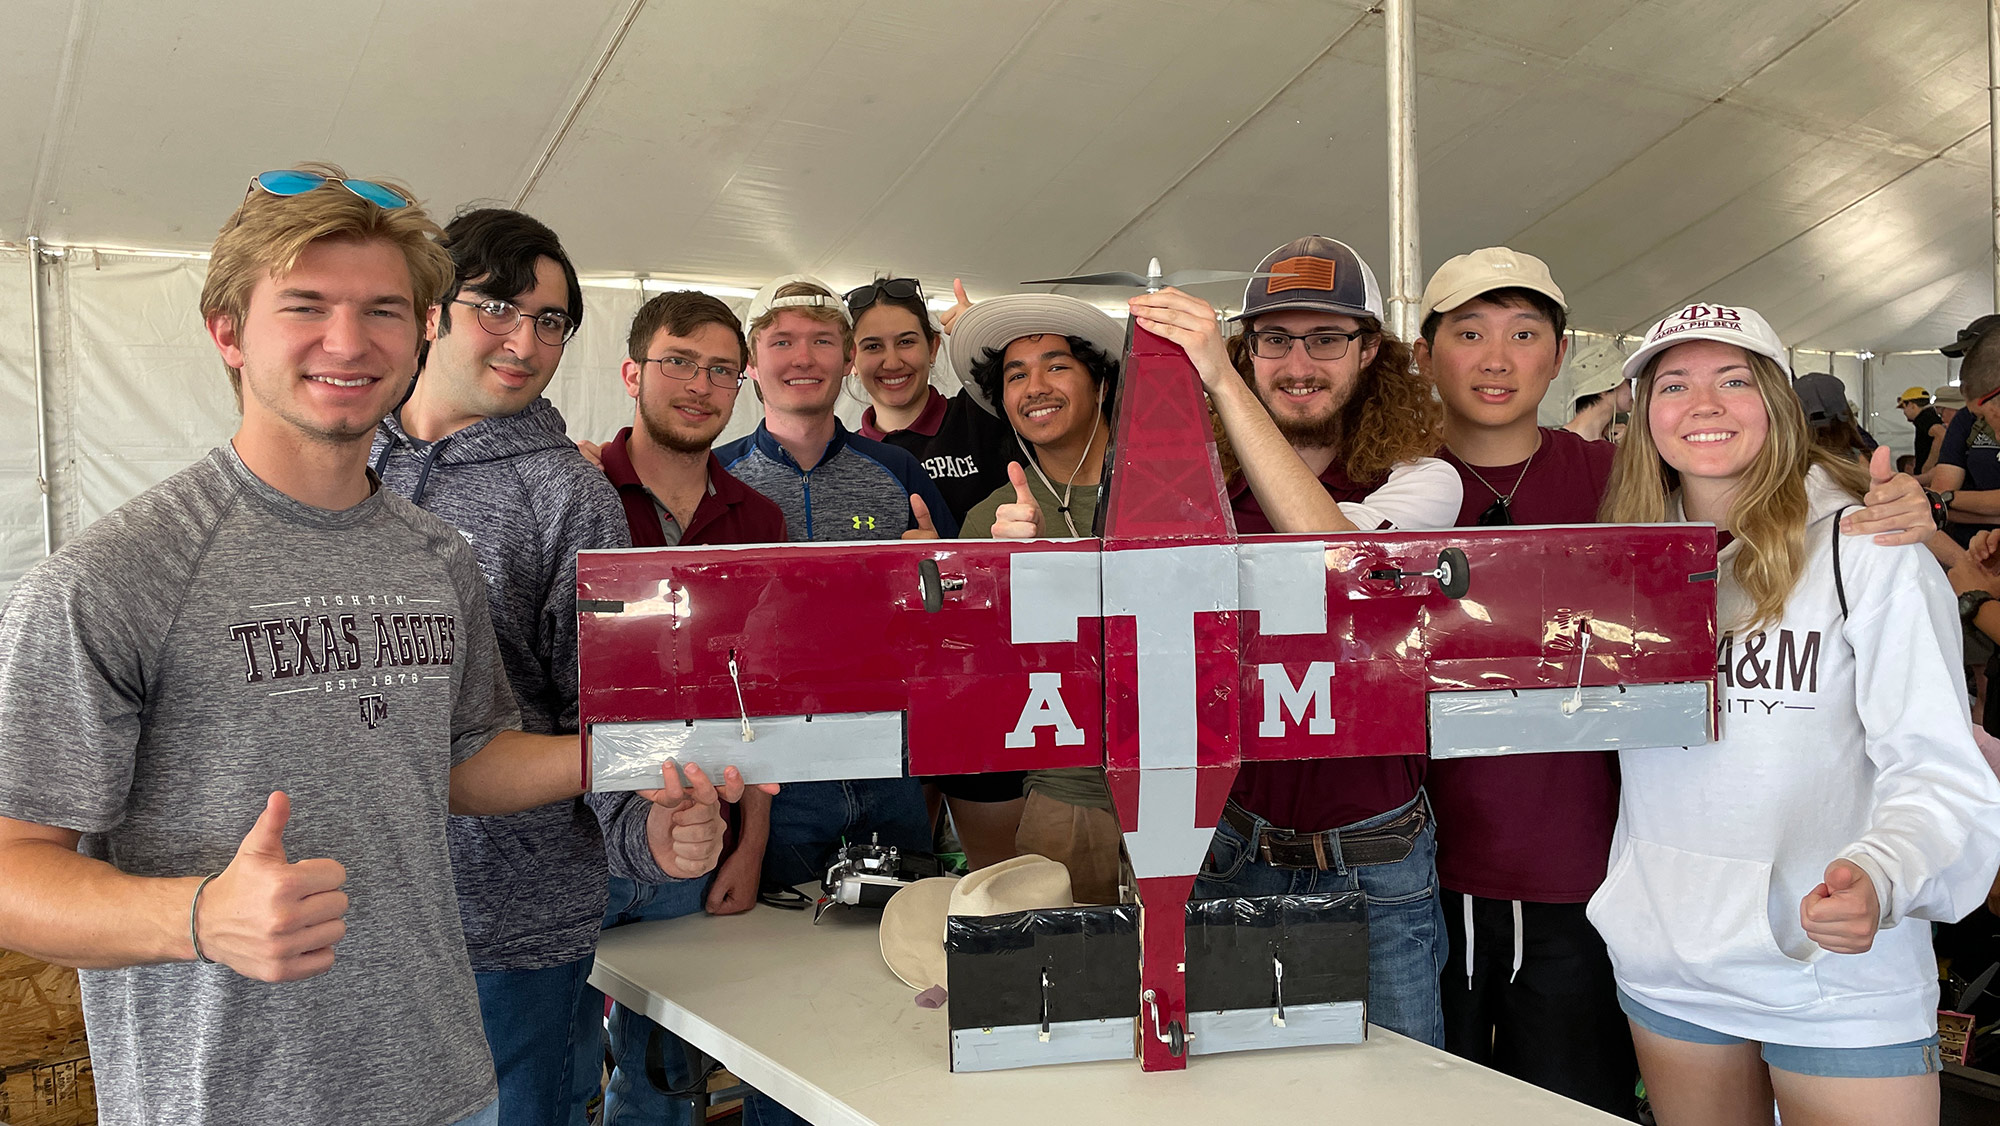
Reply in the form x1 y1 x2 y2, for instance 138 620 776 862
1002 663 1337 747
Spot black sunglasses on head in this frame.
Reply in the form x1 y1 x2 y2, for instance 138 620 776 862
845 278 924 315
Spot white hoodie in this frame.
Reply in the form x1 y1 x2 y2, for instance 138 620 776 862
1587 467 2000 1047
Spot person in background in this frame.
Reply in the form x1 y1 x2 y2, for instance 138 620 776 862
587 289 788 1126
1564 365 1632 442
1593 302 2000 1126
847 276 1024 870
1897 387 1945 481
1792 372 1876 464
952 292 1127 901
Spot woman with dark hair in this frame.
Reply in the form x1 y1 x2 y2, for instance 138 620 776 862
845 277 1025 870
1593 304 2000 1126
847 278 1015 524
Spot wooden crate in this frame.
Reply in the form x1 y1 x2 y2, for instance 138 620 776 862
0 949 95 1126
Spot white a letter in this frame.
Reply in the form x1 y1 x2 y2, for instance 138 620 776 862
1006 672 1086 748
1257 662 1336 737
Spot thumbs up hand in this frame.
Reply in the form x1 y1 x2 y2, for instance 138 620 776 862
992 463 1045 540
939 279 973 335
901 493 940 540
1839 447 1933 547
195 792 350 981
1800 857 1882 954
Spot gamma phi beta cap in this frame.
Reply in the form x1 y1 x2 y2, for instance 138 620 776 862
1233 235 1383 323
1621 302 1790 383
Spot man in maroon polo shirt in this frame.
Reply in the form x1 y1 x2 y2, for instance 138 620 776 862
587 289 786 1126
1413 247 1940 1117
1128 235 1462 1047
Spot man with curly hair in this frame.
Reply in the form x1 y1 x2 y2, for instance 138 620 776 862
1128 235 1461 1046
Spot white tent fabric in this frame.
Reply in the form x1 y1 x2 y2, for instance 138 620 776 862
2 0 1995 590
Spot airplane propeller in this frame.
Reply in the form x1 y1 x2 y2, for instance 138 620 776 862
1024 257 1275 293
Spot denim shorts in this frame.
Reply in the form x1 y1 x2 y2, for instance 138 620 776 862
1616 989 1941 1078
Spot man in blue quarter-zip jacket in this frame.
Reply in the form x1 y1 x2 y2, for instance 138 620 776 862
715 274 953 882
373 209 729 1126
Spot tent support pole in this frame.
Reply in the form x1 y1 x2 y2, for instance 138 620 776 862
1385 0 1421 342
1990 0 1999 312
27 236 53 557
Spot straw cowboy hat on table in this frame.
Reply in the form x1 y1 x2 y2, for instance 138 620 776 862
880 854 1075 992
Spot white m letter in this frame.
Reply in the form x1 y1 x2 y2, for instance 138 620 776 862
1257 662 1336 737
1005 672 1085 748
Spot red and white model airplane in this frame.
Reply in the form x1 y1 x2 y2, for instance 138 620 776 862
576 321 1718 1072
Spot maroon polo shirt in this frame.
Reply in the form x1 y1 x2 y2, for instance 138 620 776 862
1428 427 1620 902
1228 459 1427 833
599 427 787 547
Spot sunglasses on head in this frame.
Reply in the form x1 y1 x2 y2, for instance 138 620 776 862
845 277 924 315
249 169 411 211
1977 385 2000 409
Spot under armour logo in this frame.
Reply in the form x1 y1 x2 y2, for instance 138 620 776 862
852 515 877 531
359 694 387 730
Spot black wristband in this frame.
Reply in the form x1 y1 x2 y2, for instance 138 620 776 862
1926 490 1950 530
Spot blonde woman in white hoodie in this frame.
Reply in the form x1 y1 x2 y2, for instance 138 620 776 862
1590 303 2000 1126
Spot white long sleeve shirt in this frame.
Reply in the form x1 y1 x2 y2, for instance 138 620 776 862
1588 468 2000 1046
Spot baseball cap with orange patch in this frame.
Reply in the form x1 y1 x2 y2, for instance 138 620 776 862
1231 235 1384 323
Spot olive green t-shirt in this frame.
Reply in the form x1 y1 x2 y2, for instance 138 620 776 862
962 468 1113 811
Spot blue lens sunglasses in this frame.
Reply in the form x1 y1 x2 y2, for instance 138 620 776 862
249 169 410 210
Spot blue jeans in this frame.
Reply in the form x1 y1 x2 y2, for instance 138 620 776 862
761 778 932 888
594 872 714 1126
473 956 601 1126
1192 792 1448 1047
1617 989 1943 1078
449 1100 499 1126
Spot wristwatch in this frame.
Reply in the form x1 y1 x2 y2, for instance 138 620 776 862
1960 589 1993 622
1928 490 1953 529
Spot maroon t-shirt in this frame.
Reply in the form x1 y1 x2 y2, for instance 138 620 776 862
1428 427 1620 901
1228 459 1427 833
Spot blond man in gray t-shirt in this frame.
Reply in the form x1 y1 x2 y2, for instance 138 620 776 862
0 167 757 1126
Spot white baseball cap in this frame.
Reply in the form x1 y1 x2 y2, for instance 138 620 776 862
1621 302 1790 383
745 273 851 328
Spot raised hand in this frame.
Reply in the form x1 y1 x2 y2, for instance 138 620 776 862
901 494 940 540
196 792 349 981
939 279 973 335
1800 857 1881 955
992 462 1044 540
1839 447 1932 546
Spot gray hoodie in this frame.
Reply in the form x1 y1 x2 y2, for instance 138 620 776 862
372 397 638 972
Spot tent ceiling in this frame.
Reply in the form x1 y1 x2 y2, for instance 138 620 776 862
6 0 1995 353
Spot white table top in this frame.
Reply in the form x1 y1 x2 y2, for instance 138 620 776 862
590 899 1628 1126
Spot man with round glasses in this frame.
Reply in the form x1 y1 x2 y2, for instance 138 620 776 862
369 207 647 1126
1128 234 1461 1047
588 289 787 1126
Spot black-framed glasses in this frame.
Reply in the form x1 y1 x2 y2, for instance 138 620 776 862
1477 497 1513 527
451 298 577 347
645 355 744 389
1247 328 1368 361
250 169 410 210
845 277 924 316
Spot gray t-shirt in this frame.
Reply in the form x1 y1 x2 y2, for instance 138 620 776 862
0 446 519 1126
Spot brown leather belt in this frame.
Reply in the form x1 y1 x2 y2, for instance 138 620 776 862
1220 795 1430 871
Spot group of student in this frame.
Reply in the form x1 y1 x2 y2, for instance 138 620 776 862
0 162 1996 1126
